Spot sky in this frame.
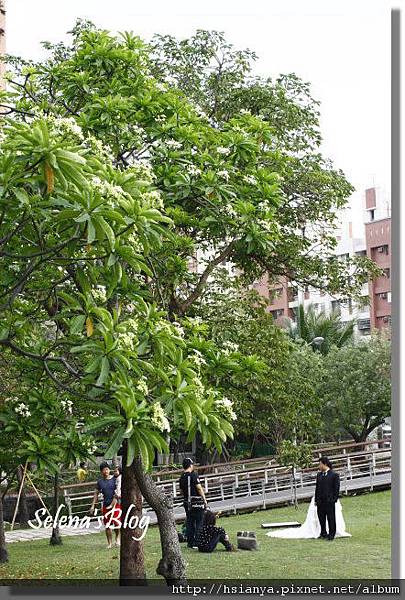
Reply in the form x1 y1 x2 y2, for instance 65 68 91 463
6 0 392 234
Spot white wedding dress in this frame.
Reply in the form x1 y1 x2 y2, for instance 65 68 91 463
266 497 351 539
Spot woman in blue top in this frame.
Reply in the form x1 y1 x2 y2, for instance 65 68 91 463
90 462 121 549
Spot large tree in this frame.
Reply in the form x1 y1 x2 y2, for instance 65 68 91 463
0 23 381 582
0 115 235 582
320 334 391 443
149 29 381 295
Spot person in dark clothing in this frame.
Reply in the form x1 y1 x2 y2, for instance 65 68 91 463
89 462 120 549
179 458 207 548
315 456 340 541
196 510 235 553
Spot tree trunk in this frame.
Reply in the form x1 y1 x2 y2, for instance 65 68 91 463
16 465 29 526
133 456 186 585
119 441 146 586
0 493 8 563
50 472 62 546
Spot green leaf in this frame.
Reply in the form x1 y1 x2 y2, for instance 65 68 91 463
70 314 86 335
104 426 126 458
96 356 110 386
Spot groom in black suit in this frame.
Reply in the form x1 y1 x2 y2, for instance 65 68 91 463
315 456 340 540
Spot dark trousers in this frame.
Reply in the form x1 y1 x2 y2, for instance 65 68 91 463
198 532 232 553
317 501 336 539
184 504 204 547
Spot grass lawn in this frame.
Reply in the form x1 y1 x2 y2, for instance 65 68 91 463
0 490 391 582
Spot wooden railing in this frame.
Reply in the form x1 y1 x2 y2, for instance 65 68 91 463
60 439 391 518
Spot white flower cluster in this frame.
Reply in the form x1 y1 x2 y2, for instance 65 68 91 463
217 146 231 156
84 439 98 453
155 114 166 123
118 318 139 351
151 402 171 432
243 174 257 185
47 115 84 141
144 189 164 209
155 82 167 93
61 399 73 414
186 164 202 177
14 403 31 418
189 349 207 368
239 108 252 115
127 233 144 253
172 322 185 338
91 177 125 201
225 203 237 218
193 377 205 401
165 139 182 150
217 170 230 181
222 341 239 355
136 376 149 396
215 396 237 421
155 320 184 338
92 286 107 304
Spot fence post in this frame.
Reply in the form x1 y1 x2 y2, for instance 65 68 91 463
247 473 251 496
264 469 268 485
274 475 278 493
369 464 374 491
347 455 352 479
233 484 237 515
172 481 176 498
220 481 225 501
262 480 266 509
235 473 239 488
344 471 348 495
204 478 209 494
300 472 304 488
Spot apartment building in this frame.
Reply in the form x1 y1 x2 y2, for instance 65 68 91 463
259 186 391 335
364 187 392 329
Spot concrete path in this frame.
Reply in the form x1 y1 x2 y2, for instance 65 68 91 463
5 471 390 544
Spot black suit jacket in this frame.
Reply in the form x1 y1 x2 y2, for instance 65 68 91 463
315 469 340 504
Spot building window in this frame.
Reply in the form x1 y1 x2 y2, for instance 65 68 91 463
375 245 389 255
357 318 371 333
271 287 283 300
376 292 389 301
270 309 284 320
355 250 367 257
383 268 390 278
331 300 341 314
369 209 375 221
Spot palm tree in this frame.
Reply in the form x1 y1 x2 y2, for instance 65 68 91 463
285 304 354 354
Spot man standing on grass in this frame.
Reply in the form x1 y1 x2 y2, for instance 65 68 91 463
315 456 340 541
90 462 121 549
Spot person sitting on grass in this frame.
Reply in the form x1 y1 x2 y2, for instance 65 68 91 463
196 510 236 553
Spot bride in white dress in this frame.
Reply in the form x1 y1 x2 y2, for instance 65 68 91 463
266 497 351 539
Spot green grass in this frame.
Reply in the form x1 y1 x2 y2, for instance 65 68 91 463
0 490 391 581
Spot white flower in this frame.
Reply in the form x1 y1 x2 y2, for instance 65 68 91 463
136 376 149 396
151 403 171 432
92 286 107 304
61 399 73 414
222 341 239 354
155 82 167 93
165 139 182 149
215 396 237 421
14 403 31 418
217 146 231 155
217 170 230 181
239 108 251 115
186 165 202 176
243 174 257 185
